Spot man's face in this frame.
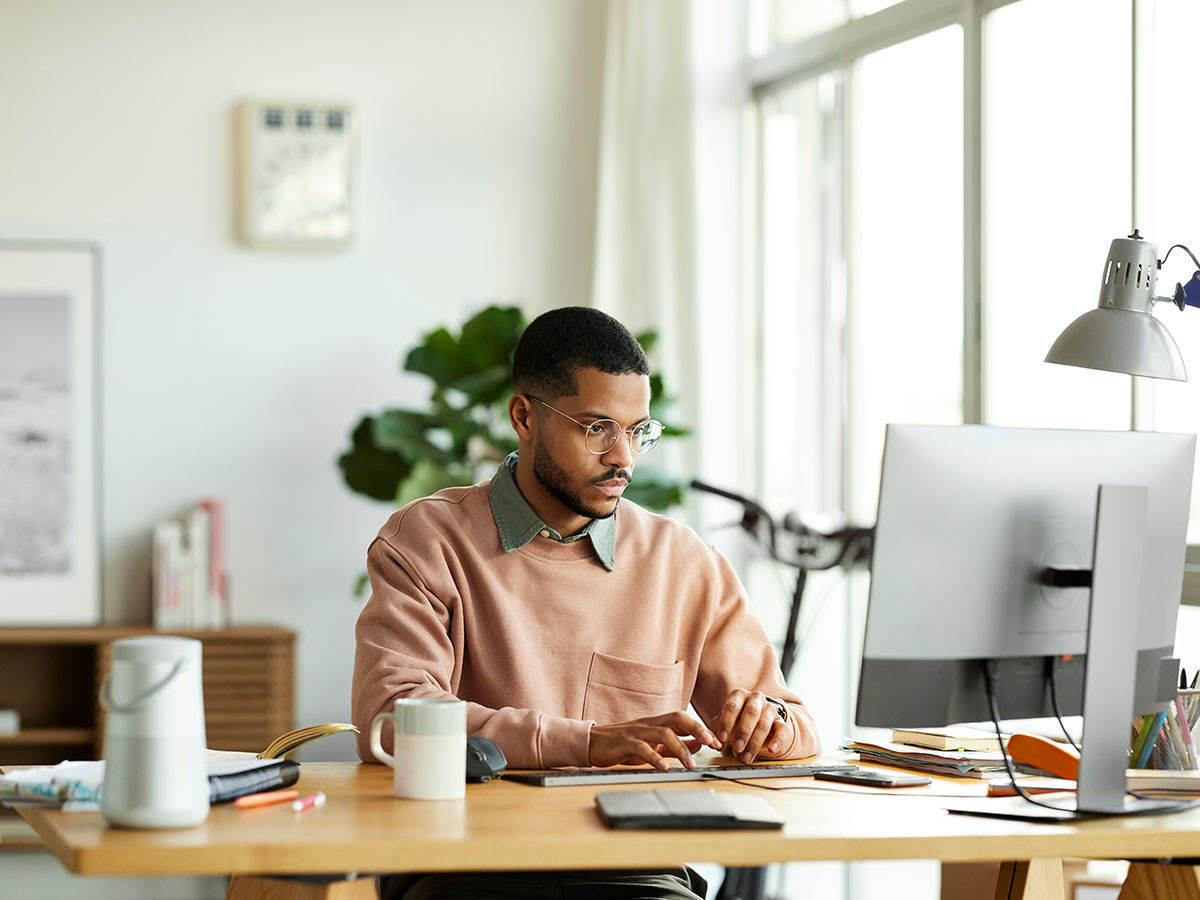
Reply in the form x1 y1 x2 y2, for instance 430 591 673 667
530 367 651 522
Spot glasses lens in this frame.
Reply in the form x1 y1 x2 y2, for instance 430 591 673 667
636 421 663 454
584 420 622 454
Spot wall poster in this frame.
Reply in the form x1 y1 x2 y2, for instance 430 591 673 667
0 244 101 623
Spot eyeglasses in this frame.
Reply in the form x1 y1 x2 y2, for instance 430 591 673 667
525 394 663 455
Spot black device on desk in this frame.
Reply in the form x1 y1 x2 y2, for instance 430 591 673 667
466 736 507 782
814 767 930 788
504 761 854 787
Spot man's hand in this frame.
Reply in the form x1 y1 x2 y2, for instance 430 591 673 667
588 711 723 770
713 690 793 764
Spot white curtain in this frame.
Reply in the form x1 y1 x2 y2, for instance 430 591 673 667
591 0 699 480
590 0 747 504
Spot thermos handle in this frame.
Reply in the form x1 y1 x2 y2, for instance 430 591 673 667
100 657 186 713
370 711 396 766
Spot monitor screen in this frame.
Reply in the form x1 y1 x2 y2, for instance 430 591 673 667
857 424 1193 729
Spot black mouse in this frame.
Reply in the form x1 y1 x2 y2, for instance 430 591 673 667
466 735 507 782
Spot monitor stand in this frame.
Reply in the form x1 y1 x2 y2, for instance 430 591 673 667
948 485 1188 822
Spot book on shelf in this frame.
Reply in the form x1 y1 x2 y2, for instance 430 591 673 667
152 498 229 631
890 726 1001 752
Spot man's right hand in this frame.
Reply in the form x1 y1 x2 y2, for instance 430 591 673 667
587 712 723 770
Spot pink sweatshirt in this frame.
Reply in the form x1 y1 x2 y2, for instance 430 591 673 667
352 481 820 768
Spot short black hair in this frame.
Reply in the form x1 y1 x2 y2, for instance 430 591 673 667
512 306 649 398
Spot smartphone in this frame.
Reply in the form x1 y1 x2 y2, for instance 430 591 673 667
813 768 931 788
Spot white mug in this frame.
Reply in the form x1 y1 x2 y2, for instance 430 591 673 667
370 698 466 800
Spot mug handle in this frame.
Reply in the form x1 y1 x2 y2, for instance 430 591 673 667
369 711 395 766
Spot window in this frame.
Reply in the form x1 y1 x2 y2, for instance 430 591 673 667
741 1 1200 897
848 25 963 521
983 0 1131 430
1149 0 1200 543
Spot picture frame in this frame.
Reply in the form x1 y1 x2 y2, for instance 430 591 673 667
0 243 101 624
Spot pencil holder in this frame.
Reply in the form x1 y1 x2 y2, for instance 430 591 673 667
1129 687 1200 771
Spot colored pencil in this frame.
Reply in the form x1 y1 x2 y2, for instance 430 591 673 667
1135 709 1169 769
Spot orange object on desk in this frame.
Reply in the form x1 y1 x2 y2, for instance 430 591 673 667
1006 733 1079 780
234 789 300 809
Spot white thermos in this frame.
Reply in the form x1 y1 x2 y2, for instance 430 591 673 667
100 636 210 828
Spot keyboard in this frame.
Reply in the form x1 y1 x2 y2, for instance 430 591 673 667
504 763 856 787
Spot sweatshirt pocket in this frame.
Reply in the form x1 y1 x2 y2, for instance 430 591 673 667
581 650 685 725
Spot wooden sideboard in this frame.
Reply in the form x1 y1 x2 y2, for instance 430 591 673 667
0 625 294 849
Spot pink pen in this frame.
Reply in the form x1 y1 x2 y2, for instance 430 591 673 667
1174 697 1195 769
291 791 326 812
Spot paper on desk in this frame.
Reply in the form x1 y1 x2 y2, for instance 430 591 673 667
1 756 281 810
205 757 280 776
848 740 1007 763
0 760 104 806
844 740 1009 778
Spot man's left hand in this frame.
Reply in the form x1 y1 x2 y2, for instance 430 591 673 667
712 690 792 764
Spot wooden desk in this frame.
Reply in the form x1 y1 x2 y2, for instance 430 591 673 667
14 762 1200 899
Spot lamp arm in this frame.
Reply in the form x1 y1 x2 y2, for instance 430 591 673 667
1154 244 1200 312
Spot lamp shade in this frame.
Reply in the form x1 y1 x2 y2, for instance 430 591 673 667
1045 235 1188 381
1045 307 1186 380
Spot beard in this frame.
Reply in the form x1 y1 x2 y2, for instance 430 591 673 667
531 439 627 522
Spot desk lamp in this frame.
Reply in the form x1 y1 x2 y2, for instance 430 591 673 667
1046 231 1200 380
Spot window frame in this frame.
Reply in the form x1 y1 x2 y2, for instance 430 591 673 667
744 0 1200 599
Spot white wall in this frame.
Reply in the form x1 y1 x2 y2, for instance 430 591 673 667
0 0 605 769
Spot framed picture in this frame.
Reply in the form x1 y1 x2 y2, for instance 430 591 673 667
0 243 101 623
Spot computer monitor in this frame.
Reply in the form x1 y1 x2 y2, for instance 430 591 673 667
857 424 1194 816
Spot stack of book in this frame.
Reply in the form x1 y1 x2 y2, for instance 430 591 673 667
152 499 228 631
844 732 1008 779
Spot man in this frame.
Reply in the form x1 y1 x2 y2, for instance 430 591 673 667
353 306 819 899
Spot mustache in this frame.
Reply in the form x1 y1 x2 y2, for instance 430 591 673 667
592 468 632 484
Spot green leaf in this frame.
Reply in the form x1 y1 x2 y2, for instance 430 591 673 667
457 306 524 371
404 327 467 386
624 471 686 511
623 466 687 511
634 330 658 354
648 373 666 408
395 458 474 507
353 572 370 599
373 410 453 464
337 418 413 501
447 363 514 407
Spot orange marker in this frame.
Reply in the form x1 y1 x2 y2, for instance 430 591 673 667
234 789 300 809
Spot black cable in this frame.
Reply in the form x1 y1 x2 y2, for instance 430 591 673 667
982 664 1074 813
986 663 1199 816
1046 660 1081 753
1160 243 1200 271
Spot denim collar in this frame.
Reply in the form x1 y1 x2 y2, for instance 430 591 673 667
487 452 616 571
